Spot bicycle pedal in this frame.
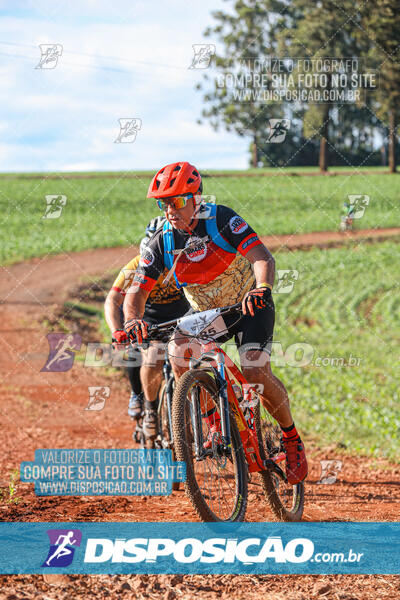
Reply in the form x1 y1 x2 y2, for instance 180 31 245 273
271 451 286 464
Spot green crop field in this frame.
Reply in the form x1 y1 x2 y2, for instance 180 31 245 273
0 169 399 264
225 240 399 460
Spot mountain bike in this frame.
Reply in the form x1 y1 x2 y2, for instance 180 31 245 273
138 303 305 523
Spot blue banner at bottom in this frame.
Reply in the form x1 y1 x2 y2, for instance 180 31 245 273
0 522 398 574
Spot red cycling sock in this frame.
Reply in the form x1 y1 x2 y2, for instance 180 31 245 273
281 423 299 440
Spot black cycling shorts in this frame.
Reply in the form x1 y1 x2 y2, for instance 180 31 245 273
181 298 275 354
223 296 275 354
143 298 190 327
120 297 189 326
120 297 189 340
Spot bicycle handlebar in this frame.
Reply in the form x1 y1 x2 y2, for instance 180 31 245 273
127 302 243 344
149 302 242 336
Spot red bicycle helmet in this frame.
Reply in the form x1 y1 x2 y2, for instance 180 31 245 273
147 161 202 198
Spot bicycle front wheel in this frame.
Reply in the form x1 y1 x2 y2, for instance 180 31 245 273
172 369 247 522
157 381 180 491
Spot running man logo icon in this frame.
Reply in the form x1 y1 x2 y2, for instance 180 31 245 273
85 386 110 410
41 333 82 372
36 44 63 69
42 529 82 568
189 44 216 69
195 195 217 219
347 195 370 219
267 119 291 143
275 270 299 294
317 460 343 485
114 118 142 143
42 195 67 219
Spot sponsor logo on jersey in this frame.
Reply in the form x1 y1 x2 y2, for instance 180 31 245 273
229 216 248 234
184 236 208 262
140 248 155 267
241 234 258 251
133 273 148 285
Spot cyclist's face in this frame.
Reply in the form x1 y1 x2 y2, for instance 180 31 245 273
163 197 196 229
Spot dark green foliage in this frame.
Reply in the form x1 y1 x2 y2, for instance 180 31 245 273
197 0 400 169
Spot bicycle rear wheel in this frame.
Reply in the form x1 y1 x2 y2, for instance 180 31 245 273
254 402 304 521
172 369 247 522
157 381 180 491
157 383 173 450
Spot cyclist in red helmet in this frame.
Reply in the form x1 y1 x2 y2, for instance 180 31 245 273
124 161 308 484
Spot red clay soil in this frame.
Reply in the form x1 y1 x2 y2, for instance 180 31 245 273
0 229 399 598
261 227 400 250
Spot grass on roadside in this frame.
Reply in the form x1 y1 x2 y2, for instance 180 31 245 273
0 469 21 505
1 170 399 264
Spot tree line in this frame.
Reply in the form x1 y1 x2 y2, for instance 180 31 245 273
196 0 400 171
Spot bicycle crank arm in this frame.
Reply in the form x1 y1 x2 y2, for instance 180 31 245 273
264 458 287 482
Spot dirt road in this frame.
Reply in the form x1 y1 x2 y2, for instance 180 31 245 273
0 228 399 598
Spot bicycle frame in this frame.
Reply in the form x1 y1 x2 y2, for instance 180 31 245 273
190 340 266 474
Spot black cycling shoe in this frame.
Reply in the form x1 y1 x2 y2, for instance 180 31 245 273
143 409 158 439
128 392 143 419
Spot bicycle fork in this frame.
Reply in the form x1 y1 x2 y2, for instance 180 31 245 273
215 350 232 452
189 350 232 459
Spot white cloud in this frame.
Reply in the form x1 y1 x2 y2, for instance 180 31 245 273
0 1 250 171
61 161 99 171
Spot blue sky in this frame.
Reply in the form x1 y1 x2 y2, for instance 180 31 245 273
0 0 249 172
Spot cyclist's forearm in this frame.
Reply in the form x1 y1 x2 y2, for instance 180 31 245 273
123 287 149 321
253 260 274 288
104 290 123 333
246 244 275 288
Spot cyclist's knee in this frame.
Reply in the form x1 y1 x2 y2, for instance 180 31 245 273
239 344 271 370
168 333 201 370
